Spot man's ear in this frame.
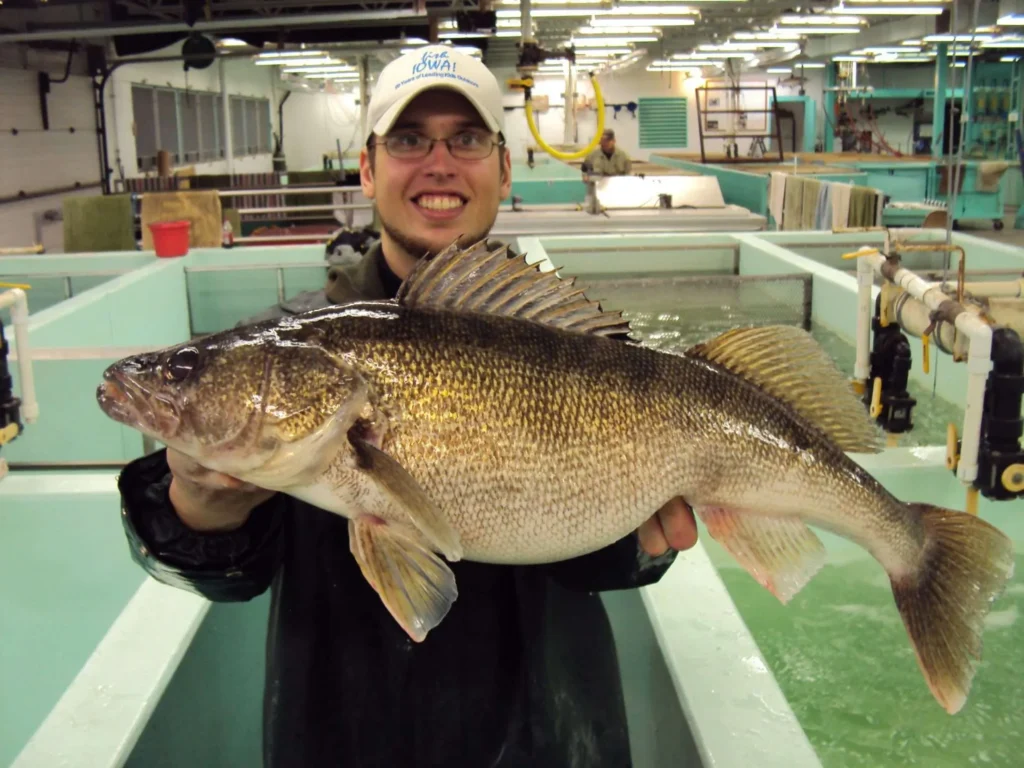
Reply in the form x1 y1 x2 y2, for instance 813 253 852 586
499 146 512 199
359 146 376 200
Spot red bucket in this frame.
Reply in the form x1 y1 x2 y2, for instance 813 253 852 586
149 220 191 258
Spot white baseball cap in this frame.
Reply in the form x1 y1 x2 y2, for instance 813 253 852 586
365 45 505 142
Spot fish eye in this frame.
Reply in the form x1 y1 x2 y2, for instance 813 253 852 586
165 347 200 382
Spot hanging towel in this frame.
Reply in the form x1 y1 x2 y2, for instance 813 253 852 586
848 187 876 227
875 190 885 227
830 182 851 229
768 172 787 230
976 161 1010 192
800 178 821 230
782 175 805 231
814 182 833 230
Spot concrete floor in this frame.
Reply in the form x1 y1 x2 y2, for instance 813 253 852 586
957 207 1024 248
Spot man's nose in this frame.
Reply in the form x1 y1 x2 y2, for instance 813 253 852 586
422 139 458 174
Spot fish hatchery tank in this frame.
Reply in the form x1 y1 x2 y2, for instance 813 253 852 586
535 229 1024 767
1 229 1021 768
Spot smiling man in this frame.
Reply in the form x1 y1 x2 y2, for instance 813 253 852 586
117 45 697 768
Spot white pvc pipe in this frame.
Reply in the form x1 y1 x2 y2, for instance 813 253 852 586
863 252 992 485
0 288 39 423
855 246 874 384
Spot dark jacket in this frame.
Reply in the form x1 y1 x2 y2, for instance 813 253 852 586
118 240 679 768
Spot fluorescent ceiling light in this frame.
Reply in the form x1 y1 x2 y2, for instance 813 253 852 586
605 5 699 14
576 25 659 35
732 31 804 40
837 6 942 14
587 16 695 26
303 73 360 79
282 66 356 74
1001 55 1021 61
672 52 753 60
855 46 923 53
923 34 993 42
218 38 248 47
439 30 523 39
834 55 867 61
572 36 659 44
498 9 600 17
793 62 827 67
771 26 862 34
999 14 1024 25
569 45 635 53
981 37 1024 48
255 49 325 59
780 15 863 24
700 42 798 50
256 57 336 67
766 67 792 73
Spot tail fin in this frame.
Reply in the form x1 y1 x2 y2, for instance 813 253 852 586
891 504 1015 714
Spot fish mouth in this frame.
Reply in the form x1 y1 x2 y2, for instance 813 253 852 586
97 369 181 438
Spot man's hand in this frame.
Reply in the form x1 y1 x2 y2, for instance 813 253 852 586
167 448 275 533
637 497 698 556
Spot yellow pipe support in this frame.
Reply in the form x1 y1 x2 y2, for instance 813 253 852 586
1002 463 1024 493
850 378 866 395
870 377 883 418
886 432 900 448
524 71 605 162
0 282 31 290
0 423 19 446
946 422 959 471
841 247 880 260
965 486 979 516
922 333 930 374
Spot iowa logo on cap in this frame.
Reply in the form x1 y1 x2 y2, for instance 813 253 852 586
413 50 456 75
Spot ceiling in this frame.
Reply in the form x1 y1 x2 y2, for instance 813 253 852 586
0 0 1004 80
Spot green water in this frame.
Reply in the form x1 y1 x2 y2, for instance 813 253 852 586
714 557 1023 768
580 273 963 447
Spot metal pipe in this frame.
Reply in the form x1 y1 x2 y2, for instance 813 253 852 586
235 234 332 244
214 186 362 197
0 181 102 206
220 59 235 175
359 55 369 141
520 0 534 43
0 9 425 44
0 289 39 423
236 203 370 214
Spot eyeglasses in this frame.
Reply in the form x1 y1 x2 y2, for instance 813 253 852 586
371 129 503 160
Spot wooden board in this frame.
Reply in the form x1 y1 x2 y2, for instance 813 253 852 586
140 190 223 251
565 159 699 176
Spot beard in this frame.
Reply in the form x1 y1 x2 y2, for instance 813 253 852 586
378 206 499 261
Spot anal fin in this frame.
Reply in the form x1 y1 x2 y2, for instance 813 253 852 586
697 508 827 603
349 517 458 642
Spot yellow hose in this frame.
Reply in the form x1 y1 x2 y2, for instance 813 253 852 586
524 70 606 162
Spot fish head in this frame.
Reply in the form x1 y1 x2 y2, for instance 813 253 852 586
97 321 364 480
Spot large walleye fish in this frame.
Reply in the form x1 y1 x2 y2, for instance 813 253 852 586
97 241 1014 714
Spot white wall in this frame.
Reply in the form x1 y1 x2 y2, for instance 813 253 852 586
494 65 823 162
106 45 278 179
0 63 98 249
280 89 363 172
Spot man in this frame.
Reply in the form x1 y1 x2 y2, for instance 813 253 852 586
584 129 632 176
118 45 697 767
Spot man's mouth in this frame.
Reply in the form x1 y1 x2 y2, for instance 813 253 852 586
413 193 466 212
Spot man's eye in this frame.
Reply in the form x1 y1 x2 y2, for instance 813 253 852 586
454 132 484 147
392 133 425 148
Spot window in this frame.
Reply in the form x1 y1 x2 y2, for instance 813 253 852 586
638 97 688 149
131 84 270 169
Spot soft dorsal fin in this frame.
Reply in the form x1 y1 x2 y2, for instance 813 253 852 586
687 325 884 454
397 239 632 337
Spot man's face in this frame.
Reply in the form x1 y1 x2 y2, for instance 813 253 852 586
600 136 615 153
359 90 512 261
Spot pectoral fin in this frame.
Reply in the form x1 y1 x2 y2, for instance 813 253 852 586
697 507 827 603
350 435 463 562
349 517 458 642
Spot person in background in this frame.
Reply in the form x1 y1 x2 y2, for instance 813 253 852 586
116 45 696 768
584 128 633 176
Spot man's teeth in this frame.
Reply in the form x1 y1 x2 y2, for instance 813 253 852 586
417 195 464 211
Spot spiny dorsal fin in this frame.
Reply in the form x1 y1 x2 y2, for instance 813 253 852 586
687 325 884 454
397 239 632 337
